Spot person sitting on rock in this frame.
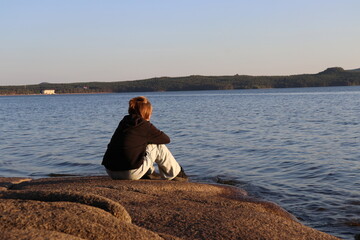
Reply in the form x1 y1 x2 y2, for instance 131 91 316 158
102 96 188 181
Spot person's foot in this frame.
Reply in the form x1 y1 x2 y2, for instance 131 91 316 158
172 167 189 181
141 171 162 180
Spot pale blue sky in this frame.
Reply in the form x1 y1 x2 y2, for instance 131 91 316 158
1 0 359 86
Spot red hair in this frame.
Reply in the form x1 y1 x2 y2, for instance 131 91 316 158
128 96 152 120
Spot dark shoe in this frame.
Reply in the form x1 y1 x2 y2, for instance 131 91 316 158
172 167 189 181
141 171 162 180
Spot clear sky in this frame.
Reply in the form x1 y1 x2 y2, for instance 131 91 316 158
1 0 359 86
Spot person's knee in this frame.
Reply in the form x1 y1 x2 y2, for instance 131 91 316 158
146 144 158 151
156 144 170 155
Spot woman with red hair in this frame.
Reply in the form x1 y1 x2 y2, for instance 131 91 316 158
102 96 187 181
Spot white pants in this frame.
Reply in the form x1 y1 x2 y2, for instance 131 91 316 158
105 144 181 180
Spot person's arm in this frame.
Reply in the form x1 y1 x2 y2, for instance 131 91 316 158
147 122 170 144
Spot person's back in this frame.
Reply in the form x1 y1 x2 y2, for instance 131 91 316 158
102 114 170 171
102 96 188 181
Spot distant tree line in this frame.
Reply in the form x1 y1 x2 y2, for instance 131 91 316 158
1 67 360 95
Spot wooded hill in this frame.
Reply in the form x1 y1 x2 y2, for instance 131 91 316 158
1 67 360 95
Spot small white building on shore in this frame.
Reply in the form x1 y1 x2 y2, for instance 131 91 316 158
41 89 56 95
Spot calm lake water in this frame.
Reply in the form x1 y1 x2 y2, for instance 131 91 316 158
1 86 359 239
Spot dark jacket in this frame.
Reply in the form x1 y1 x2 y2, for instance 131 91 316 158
102 114 170 171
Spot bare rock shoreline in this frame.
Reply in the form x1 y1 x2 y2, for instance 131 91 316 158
0 176 339 240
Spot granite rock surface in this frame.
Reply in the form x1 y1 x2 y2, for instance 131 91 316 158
0 176 339 240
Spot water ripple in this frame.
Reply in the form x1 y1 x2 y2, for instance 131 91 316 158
1 88 360 239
